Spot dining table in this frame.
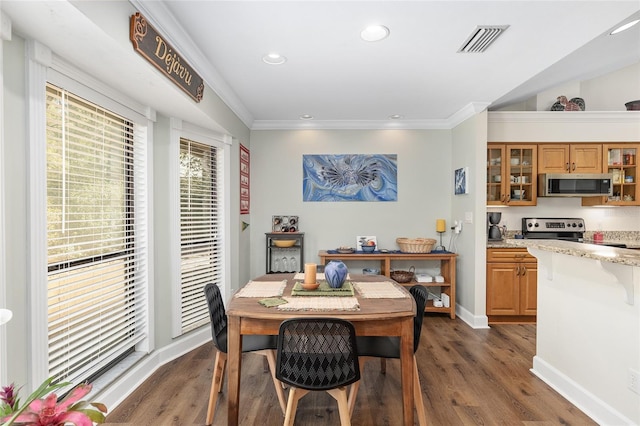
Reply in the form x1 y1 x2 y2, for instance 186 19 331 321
226 273 416 425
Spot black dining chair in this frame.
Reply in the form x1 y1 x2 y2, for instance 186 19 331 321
276 318 361 426
203 283 287 425
348 284 429 425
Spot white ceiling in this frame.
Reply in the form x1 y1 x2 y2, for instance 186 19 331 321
3 1 640 130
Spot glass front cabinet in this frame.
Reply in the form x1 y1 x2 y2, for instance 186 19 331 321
487 144 537 206
583 144 639 206
266 232 304 274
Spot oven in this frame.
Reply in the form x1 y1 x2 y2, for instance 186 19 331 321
521 217 627 248
522 217 585 242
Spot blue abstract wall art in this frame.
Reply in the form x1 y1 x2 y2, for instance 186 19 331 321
303 154 397 202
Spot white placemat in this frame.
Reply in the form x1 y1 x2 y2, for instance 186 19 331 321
293 272 351 281
235 280 286 298
276 296 360 311
352 281 407 299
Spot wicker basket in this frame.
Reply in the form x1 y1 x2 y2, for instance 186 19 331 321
390 266 415 283
396 237 436 253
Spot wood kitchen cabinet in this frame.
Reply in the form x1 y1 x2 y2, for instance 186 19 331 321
582 143 640 206
486 248 537 324
538 143 602 174
487 144 537 206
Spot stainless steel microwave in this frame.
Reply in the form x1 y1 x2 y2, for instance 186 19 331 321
538 173 613 197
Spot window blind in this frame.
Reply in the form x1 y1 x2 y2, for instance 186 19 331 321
179 138 222 334
46 83 147 383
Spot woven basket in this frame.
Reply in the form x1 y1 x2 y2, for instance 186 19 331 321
396 237 436 253
390 266 415 283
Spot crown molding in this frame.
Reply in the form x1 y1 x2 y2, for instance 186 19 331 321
489 111 640 124
251 119 453 130
252 102 492 130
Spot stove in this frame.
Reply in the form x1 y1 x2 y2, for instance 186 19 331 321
521 217 585 242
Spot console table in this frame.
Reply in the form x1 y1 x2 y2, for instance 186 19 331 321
318 250 457 319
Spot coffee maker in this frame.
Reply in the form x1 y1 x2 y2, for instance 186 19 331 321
487 212 503 241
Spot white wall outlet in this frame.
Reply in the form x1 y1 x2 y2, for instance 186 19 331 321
464 211 473 223
629 368 640 394
454 220 462 234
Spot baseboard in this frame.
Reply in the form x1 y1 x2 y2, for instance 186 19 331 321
531 356 635 426
456 304 490 329
94 327 210 411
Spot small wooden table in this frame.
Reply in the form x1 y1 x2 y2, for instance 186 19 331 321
226 273 416 426
319 250 457 319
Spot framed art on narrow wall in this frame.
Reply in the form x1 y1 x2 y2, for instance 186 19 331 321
240 144 250 214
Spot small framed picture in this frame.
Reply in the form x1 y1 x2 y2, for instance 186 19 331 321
454 167 469 195
356 236 377 250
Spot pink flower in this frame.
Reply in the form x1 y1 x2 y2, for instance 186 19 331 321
0 383 19 410
12 384 98 426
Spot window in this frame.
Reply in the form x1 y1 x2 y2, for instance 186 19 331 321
45 83 147 384
179 138 223 334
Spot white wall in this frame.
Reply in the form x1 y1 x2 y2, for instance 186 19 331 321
248 129 453 279
451 110 489 327
531 249 640 425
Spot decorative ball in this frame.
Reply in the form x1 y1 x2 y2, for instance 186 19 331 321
324 260 348 288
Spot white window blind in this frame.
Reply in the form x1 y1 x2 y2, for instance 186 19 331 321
46 83 147 383
179 138 222 334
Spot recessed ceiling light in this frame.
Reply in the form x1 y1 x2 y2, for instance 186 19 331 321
300 114 313 120
610 19 640 35
360 25 390 42
389 114 404 120
262 53 287 65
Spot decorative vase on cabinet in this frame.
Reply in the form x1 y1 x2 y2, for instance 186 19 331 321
324 260 348 288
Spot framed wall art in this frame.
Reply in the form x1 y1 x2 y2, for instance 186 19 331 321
454 167 469 195
302 154 397 202
240 144 250 214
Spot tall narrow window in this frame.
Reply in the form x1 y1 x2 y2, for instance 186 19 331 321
46 83 147 384
179 138 222 334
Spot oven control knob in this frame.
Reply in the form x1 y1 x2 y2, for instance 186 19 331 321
578 223 583 228
527 223 533 228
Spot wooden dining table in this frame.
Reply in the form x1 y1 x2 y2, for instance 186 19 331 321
226 273 416 425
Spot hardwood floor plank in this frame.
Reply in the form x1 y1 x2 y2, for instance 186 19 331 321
104 317 597 425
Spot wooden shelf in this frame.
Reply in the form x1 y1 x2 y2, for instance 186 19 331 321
318 250 457 319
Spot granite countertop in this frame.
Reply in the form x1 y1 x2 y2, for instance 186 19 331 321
487 231 640 250
502 238 640 267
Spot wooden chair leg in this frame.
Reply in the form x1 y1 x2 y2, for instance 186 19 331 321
347 357 368 417
284 387 309 426
206 350 226 425
413 356 427 426
263 349 288 416
327 386 352 426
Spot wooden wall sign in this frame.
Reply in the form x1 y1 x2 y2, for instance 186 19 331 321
130 12 204 102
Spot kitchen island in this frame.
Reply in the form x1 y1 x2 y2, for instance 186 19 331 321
507 239 640 425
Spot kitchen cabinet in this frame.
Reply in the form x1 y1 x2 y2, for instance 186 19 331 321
582 143 640 206
538 143 602 174
486 248 537 323
266 232 304 273
318 251 457 319
487 144 537 206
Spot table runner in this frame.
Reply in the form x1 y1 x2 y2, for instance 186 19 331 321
291 281 354 297
353 281 408 299
276 296 360 311
235 280 286 298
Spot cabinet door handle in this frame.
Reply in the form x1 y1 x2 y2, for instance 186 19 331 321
521 266 527 276
565 162 570 171
571 162 576 171
515 265 521 276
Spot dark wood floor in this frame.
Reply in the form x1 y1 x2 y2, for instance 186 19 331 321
104 315 595 425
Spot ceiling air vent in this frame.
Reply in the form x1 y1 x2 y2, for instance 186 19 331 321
458 25 509 53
